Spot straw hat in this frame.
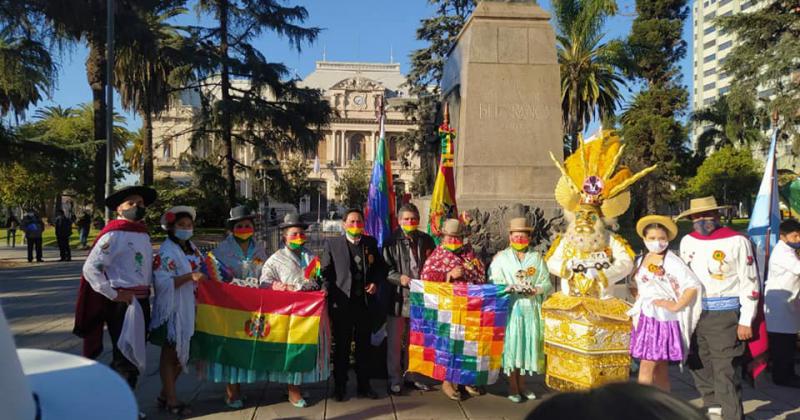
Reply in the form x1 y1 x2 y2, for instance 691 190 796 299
0 304 137 420
636 215 679 241
508 217 533 233
160 205 196 231
440 218 464 236
676 196 731 220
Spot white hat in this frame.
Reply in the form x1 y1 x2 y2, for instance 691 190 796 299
0 305 137 420
160 205 197 231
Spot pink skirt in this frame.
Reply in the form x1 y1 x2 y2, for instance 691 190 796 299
630 314 684 362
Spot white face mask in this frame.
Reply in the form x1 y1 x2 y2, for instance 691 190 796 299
644 240 669 253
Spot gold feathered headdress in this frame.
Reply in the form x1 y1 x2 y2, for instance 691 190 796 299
550 130 657 219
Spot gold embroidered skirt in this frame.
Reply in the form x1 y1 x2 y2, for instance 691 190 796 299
542 293 632 391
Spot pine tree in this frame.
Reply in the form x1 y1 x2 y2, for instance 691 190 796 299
402 0 476 195
718 1 800 142
620 0 692 216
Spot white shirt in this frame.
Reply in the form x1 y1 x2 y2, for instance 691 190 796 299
765 240 800 333
680 230 760 327
631 251 701 322
82 230 153 300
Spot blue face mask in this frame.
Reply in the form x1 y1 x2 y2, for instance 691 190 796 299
786 241 800 250
693 218 720 236
174 229 193 241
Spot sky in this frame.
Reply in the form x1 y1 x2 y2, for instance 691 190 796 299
21 0 695 145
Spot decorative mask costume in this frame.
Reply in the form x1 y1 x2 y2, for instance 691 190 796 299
542 131 657 391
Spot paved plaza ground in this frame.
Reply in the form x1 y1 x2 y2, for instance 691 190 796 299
1 246 799 419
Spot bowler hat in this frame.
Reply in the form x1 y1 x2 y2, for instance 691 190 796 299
279 213 308 230
227 205 256 226
508 217 534 233
104 185 157 210
441 218 464 237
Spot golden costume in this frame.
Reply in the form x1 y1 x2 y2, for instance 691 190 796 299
542 131 656 391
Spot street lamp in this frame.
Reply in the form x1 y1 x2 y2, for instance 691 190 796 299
254 156 280 225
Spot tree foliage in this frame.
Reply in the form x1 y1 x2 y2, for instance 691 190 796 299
402 0 476 195
553 0 625 153
683 146 761 208
620 0 690 216
717 1 800 143
691 88 768 152
335 158 371 209
0 162 57 210
186 0 331 208
262 155 314 207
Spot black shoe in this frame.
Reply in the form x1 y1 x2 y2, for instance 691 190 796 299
357 387 379 399
388 384 402 396
333 386 346 402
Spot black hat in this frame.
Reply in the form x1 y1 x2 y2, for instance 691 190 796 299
105 186 157 210
227 205 256 226
279 213 308 230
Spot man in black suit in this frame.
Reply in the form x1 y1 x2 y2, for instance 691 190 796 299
321 208 384 401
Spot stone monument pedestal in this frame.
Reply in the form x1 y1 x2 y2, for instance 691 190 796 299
441 0 563 216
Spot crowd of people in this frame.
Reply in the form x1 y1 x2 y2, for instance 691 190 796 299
69 181 800 420
4 208 93 261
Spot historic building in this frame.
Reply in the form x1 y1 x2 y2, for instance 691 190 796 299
151 60 420 214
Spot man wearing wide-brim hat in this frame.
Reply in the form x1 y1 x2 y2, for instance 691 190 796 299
74 185 157 419
677 195 759 420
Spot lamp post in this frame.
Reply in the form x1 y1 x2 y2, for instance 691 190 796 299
255 157 280 225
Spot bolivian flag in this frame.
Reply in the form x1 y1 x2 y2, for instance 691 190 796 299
428 120 457 244
191 280 325 372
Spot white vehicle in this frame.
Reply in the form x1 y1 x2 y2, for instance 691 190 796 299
570 252 611 273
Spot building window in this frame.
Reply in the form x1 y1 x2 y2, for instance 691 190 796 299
348 133 366 161
163 141 172 159
722 10 733 16
317 138 327 162
387 136 398 161
703 40 716 49
719 55 728 65
704 97 715 106
719 86 730 94
704 53 716 63
719 0 732 5
704 68 717 77
704 11 716 20
704 26 716 35
742 1 752 9
719 40 732 50
704 82 716 90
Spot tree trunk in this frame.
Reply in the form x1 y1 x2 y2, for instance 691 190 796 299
218 0 236 207
86 37 108 211
568 79 580 155
142 107 154 186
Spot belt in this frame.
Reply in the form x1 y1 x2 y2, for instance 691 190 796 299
702 296 739 311
116 286 151 299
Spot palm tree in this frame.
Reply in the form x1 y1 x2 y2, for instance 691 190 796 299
124 128 145 176
0 28 55 118
691 93 766 152
553 0 624 154
114 2 192 186
33 105 76 120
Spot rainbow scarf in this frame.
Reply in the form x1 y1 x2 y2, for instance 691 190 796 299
190 280 325 372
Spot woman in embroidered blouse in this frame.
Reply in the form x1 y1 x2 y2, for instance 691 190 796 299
628 215 701 392
420 218 485 400
151 206 206 416
488 217 551 403
202 205 268 409
258 213 330 408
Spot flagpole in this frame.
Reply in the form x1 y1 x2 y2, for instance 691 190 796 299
763 113 780 283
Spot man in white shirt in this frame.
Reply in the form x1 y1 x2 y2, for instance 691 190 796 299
765 219 800 388
76 186 156 394
678 196 759 420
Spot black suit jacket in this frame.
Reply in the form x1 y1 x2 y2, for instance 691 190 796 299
321 234 386 310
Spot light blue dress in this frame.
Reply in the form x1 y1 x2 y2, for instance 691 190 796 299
201 235 270 383
488 248 551 375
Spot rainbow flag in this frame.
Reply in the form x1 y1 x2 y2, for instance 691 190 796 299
365 107 396 248
200 252 234 283
428 117 458 244
407 280 509 386
190 280 325 372
304 256 321 280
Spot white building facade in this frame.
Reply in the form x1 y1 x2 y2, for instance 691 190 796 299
151 61 420 214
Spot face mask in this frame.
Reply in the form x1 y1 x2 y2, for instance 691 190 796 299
510 238 529 252
174 229 193 241
346 223 364 237
233 226 254 241
443 240 463 252
287 234 306 250
121 206 146 221
786 242 800 250
693 218 720 236
400 220 419 234
644 240 669 253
